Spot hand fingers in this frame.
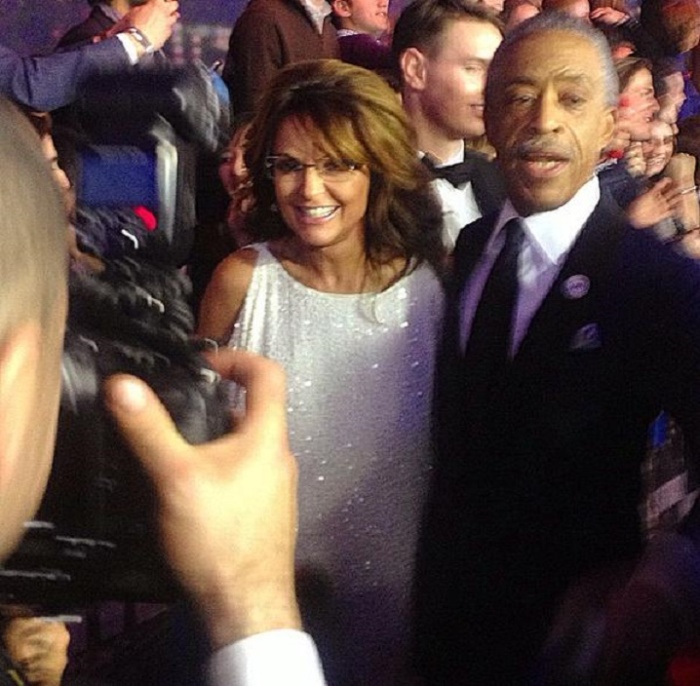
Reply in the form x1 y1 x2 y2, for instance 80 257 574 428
106 351 290 496
647 177 675 205
104 374 189 483
652 177 675 193
654 182 679 211
204 348 288 439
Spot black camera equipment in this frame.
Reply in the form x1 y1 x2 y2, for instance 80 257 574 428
0 64 232 606
62 63 226 267
0 259 232 604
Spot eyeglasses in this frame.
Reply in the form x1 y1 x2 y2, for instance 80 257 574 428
265 154 362 182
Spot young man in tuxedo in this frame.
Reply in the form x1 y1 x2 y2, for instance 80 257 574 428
392 0 505 250
416 12 700 685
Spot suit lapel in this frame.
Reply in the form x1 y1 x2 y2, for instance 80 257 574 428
513 198 627 366
451 212 497 292
467 155 506 217
439 214 497 394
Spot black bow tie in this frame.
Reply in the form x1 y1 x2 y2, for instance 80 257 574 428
421 155 474 188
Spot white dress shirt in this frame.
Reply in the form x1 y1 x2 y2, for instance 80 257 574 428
208 629 326 686
460 176 601 355
425 143 482 252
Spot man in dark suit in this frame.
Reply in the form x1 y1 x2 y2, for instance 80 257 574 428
0 0 176 111
392 0 506 251
416 12 700 686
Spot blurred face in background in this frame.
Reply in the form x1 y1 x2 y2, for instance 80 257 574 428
417 18 503 141
642 119 675 177
619 67 660 141
658 69 686 134
332 0 390 36
220 123 252 198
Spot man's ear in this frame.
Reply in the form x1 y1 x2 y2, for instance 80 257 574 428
331 0 352 18
0 323 41 489
399 47 428 91
599 106 618 152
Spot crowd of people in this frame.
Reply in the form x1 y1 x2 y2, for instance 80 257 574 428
2 0 700 685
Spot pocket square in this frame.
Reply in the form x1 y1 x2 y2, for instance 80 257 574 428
570 323 602 351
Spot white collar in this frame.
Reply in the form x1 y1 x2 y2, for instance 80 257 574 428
298 0 331 33
493 176 600 266
420 141 465 168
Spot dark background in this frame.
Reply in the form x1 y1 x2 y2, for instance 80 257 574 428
0 0 244 63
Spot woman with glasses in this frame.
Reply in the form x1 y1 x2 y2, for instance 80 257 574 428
198 59 444 686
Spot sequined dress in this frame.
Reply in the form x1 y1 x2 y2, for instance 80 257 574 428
228 243 444 685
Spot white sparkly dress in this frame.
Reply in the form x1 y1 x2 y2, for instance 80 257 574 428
228 243 444 685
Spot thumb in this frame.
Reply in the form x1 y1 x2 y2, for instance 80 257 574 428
104 374 189 483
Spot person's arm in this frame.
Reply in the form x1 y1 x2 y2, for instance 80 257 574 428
0 40 128 111
104 350 327 685
0 0 178 111
664 153 700 234
108 0 180 57
197 248 257 343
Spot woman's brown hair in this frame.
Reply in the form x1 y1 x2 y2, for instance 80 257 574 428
244 59 445 271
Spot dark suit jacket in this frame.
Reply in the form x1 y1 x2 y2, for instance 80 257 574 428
0 39 129 111
57 5 116 49
415 195 700 685
464 148 506 217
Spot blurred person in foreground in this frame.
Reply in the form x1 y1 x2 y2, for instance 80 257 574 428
0 97 325 686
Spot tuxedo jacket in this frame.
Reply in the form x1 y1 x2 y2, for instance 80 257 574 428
463 147 506 218
0 39 129 111
415 195 700 684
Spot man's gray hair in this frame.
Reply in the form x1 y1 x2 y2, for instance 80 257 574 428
486 12 619 109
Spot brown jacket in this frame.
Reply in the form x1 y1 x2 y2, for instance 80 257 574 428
223 0 339 120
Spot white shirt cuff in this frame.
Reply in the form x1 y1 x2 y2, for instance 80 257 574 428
115 33 140 65
208 629 327 686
